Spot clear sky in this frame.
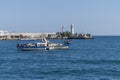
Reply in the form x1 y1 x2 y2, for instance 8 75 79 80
0 0 120 35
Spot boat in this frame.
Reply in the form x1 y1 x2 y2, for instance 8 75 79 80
16 38 71 51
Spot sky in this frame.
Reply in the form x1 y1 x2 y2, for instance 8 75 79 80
0 0 120 35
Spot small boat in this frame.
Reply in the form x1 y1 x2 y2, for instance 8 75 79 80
16 38 71 51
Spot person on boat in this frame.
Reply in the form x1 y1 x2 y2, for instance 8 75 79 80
64 40 71 44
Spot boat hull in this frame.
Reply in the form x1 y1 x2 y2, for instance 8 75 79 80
46 46 69 50
18 47 46 51
17 45 46 51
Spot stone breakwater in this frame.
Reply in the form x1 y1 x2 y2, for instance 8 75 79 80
0 33 55 40
0 32 93 40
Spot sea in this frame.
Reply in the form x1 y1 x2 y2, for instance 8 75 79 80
0 36 120 80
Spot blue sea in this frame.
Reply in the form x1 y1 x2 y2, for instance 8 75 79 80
0 36 120 80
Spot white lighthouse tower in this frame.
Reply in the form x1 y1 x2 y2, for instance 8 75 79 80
70 24 75 35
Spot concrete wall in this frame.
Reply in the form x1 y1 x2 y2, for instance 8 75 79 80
0 32 57 40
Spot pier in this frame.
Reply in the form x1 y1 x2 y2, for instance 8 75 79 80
0 24 93 40
0 31 93 40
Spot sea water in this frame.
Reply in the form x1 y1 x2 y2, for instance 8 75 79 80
0 36 120 80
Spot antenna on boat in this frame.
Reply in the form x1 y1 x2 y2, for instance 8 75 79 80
43 37 47 43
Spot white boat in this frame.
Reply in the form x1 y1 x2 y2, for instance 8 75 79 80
16 38 71 51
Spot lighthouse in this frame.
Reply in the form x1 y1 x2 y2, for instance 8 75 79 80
70 24 75 35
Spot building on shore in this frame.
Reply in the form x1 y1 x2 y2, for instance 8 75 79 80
70 24 75 35
0 30 10 40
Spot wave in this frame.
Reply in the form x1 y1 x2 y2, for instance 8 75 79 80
71 59 120 64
